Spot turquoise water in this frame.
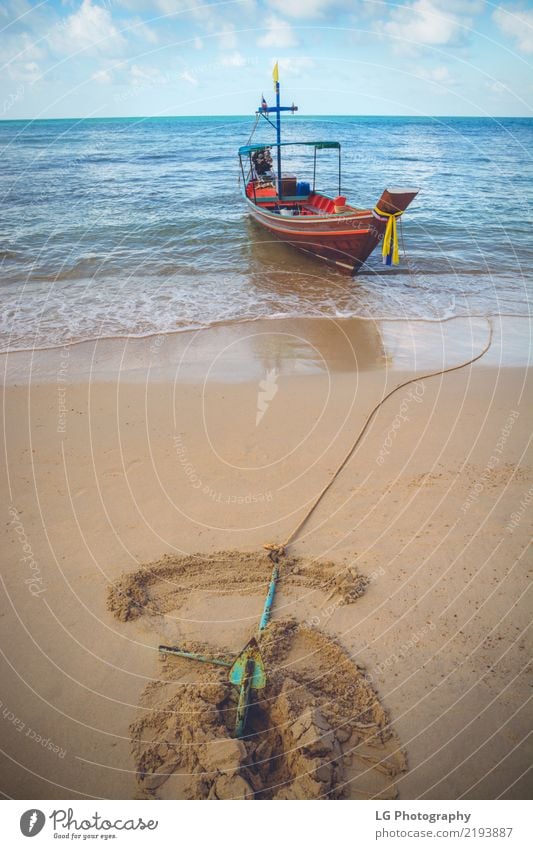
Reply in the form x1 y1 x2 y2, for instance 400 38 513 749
0 115 531 351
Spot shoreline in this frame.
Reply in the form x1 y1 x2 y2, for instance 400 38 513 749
1 312 530 357
1 315 531 388
1 314 531 799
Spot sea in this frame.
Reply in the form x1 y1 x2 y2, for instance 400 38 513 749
0 115 531 353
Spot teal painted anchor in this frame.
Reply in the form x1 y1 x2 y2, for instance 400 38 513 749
229 637 267 738
158 556 279 737
159 637 267 738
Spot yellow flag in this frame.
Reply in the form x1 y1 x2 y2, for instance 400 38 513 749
272 61 279 88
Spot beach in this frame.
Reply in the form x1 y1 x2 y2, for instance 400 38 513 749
1 314 531 799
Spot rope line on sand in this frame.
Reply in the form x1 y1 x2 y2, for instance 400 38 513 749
264 317 494 563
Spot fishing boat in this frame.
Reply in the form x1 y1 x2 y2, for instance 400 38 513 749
238 66 419 276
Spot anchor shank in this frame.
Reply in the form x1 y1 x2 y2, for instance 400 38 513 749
258 563 279 633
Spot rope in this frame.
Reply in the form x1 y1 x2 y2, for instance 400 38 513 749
246 113 260 146
238 113 261 188
264 318 493 563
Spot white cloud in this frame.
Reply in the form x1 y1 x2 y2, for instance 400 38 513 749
221 51 247 67
153 0 181 11
9 60 41 84
130 63 165 86
50 0 126 56
493 5 533 54
267 0 348 18
415 65 458 85
92 68 112 84
0 0 47 28
257 15 297 48
218 24 238 50
486 79 508 94
382 0 469 51
276 56 314 74
129 18 158 45
1 31 45 63
119 0 202 13
151 0 214 23
1 31 46 83
180 70 198 85
193 36 204 50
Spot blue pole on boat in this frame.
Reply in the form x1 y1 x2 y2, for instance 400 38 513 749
258 563 279 633
275 79 282 200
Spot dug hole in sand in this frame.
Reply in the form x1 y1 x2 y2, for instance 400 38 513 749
107 550 407 800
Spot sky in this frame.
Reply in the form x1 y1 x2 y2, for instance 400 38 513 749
0 0 532 119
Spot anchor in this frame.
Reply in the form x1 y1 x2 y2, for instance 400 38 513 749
229 637 267 738
158 557 278 738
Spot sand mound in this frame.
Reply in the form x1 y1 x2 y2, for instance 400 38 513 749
107 550 368 623
127 620 405 800
109 551 404 799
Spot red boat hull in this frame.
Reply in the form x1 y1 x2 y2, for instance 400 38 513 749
246 188 419 275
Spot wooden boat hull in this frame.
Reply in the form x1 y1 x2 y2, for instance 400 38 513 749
246 188 418 275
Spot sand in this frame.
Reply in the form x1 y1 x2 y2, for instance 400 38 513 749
108 551 389 800
106 551 368 623
1 315 531 800
129 617 406 801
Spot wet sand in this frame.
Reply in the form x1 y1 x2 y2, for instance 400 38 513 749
1 315 531 799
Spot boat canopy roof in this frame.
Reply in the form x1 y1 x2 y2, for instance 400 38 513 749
238 140 340 155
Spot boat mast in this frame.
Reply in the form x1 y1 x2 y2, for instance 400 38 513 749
256 66 297 202
275 76 282 200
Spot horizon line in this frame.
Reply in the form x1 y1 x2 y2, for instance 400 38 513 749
1 113 532 123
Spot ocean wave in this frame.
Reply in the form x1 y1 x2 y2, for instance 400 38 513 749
1 115 531 352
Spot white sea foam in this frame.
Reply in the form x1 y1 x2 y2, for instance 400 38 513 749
1 115 531 352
